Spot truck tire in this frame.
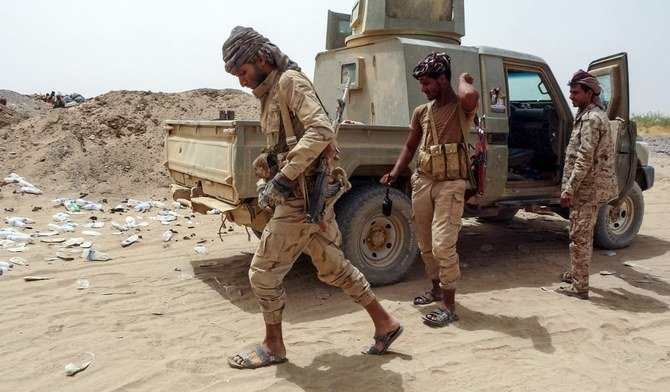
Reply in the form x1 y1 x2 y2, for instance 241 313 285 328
594 183 644 249
335 184 418 286
479 207 518 223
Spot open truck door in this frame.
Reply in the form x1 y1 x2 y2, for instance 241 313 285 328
587 52 635 203
588 52 643 249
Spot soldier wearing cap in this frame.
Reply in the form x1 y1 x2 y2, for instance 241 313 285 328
222 26 402 369
381 52 479 326
557 69 617 300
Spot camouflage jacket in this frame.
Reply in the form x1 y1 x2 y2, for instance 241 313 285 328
252 69 333 181
562 103 617 204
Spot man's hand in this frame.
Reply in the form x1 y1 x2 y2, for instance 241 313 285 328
459 72 474 85
260 172 293 208
560 191 572 208
380 172 397 186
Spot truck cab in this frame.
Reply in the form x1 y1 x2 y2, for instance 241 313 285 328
164 0 654 286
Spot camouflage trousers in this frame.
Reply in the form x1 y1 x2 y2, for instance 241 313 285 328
411 173 466 290
249 199 375 324
568 202 600 292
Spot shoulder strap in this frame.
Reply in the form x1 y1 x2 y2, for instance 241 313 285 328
421 101 437 149
278 84 297 149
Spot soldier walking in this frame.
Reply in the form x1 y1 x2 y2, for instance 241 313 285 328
222 26 402 369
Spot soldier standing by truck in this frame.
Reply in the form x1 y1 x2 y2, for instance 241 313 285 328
557 70 617 300
380 52 479 326
222 26 402 369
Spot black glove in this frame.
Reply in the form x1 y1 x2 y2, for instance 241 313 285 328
260 172 292 208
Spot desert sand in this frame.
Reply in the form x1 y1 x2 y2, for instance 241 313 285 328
1 91 669 391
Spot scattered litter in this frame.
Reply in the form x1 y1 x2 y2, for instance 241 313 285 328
41 237 66 244
623 261 650 270
80 241 92 248
121 234 139 247
65 352 94 376
150 302 169 315
517 245 530 254
602 251 616 257
4 216 35 228
75 278 90 290
24 276 52 281
479 244 493 253
81 249 112 261
53 212 72 222
314 287 330 300
56 252 76 261
161 230 174 242
48 222 77 233
9 257 28 266
110 205 126 213
34 230 60 237
194 245 208 254
83 222 104 229
599 270 616 276
81 230 102 237
206 209 221 215
62 238 84 247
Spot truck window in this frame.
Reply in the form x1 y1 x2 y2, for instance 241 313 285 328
507 71 551 106
506 69 559 183
596 74 612 110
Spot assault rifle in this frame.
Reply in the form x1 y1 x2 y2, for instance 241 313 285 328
306 77 351 224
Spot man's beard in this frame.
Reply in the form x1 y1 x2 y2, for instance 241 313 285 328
252 63 269 88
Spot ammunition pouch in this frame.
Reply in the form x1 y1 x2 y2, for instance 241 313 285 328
417 143 469 181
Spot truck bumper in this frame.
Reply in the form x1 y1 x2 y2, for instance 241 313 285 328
637 165 655 191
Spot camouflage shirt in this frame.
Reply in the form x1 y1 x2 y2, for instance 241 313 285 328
562 103 617 203
252 69 333 181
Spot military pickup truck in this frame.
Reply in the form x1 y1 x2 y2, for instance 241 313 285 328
164 0 655 286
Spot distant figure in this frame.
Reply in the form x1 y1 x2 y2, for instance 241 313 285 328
557 69 617 300
53 94 65 108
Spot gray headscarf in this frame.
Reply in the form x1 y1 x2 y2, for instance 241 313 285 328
222 26 300 75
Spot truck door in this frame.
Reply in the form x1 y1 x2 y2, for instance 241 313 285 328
587 52 635 202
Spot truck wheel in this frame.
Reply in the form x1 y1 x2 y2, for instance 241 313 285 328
335 184 418 286
594 183 644 249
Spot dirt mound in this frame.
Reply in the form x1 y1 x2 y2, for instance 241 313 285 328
0 89 259 199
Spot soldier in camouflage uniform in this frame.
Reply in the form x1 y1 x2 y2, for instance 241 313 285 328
222 26 402 369
381 52 479 326
557 69 617 300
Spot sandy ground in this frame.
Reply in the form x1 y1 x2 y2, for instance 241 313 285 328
0 153 668 391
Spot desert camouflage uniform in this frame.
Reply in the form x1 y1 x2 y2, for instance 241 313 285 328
250 69 374 324
411 101 474 290
562 103 617 292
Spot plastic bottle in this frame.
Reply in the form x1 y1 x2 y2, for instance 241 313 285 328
0 261 14 269
0 266 7 276
82 203 102 211
5 217 26 227
134 202 152 212
121 234 139 247
161 230 173 242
